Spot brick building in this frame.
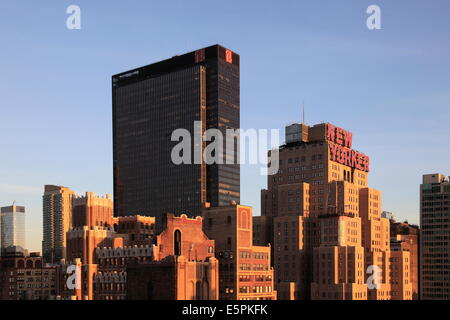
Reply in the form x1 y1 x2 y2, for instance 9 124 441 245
389 249 413 300
202 204 277 300
0 248 59 300
72 192 114 229
61 192 140 300
112 215 156 246
63 214 154 300
94 245 153 300
390 219 419 299
126 214 219 300
252 215 272 247
64 226 125 300
261 122 403 300
63 212 218 300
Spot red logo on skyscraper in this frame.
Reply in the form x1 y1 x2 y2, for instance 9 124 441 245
195 49 205 63
225 49 233 64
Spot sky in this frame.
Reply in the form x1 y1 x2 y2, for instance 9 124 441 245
1 0 449 252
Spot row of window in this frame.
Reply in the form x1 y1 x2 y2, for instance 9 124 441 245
239 286 273 293
239 251 268 260
281 154 324 166
238 263 269 271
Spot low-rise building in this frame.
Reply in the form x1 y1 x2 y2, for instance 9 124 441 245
126 214 219 300
390 219 419 299
0 248 59 300
202 204 277 300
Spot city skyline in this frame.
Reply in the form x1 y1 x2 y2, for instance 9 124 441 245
2 1 450 252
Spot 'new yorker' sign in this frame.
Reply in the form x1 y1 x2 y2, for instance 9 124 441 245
326 123 370 172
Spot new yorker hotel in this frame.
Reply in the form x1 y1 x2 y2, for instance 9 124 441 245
262 122 370 220
112 45 240 228
258 123 391 300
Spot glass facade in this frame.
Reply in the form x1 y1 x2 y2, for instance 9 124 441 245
205 50 240 207
112 45 240 229
0 205 25 251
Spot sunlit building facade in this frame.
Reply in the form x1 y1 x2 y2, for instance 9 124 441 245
42 185 76 264
1 205 25 252
202 204 277 300
261 122 400 300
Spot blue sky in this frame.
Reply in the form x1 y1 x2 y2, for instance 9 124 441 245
1 0 449 251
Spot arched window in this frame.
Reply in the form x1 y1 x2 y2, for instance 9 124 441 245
17 259 25 268
240 210 249 229
35 260 42 268
196 281 202 300
174 230 182 256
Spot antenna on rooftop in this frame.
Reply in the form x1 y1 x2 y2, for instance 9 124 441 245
301 100 306 125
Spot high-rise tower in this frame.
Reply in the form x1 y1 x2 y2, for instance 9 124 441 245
112 45 240 228
257 122 397 300
42 185 76 263
0 205 26 252
420 173 450 300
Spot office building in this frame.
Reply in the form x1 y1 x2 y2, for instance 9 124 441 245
112 45 240 229
1 205 25 252
420 173 450 300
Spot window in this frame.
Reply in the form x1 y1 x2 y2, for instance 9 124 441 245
174 230 181 256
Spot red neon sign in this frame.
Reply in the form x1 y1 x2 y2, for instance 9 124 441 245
225 49 233 64
327 123 370 172
327 123 353 148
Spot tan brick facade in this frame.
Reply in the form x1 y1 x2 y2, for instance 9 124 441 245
262 122 412 300
202 204 277 300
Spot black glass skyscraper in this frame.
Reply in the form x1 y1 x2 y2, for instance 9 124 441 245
112 45 240 227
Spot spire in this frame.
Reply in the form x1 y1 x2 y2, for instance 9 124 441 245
302 100 306 125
